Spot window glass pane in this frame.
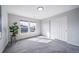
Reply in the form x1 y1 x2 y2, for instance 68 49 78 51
30 22 36 32
20 21 29 33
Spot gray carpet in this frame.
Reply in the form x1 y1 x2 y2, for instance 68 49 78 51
3 36 79 53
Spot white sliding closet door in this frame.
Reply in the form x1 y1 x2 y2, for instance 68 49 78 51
50 16 67 41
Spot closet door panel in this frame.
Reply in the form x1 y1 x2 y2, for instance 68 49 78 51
51 16 67 41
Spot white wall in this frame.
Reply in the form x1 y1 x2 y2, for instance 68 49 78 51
67 8 79 46
41 20 50 38
41 8 79 46
0 6 8 52
8 14 41 40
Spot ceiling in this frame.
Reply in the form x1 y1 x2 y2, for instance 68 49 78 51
5 5 79 19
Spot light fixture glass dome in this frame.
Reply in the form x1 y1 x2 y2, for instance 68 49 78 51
37 7 44 11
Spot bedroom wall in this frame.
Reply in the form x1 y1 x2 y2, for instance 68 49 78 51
8 14 41 41
0 6 8 52
67 8 79 46
41 19 50 38
41 8 79 46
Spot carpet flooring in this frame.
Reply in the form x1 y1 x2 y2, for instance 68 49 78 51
3 36 79 53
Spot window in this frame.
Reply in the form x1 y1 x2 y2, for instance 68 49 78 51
20 21 37 33
30 22 36 32
20 21 29 33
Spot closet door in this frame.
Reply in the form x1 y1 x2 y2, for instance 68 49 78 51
51 16 67 41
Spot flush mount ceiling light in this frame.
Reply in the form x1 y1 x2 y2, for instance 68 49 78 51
37 7 44 11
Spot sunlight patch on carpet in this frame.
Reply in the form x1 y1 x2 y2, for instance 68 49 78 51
28 38 52 43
